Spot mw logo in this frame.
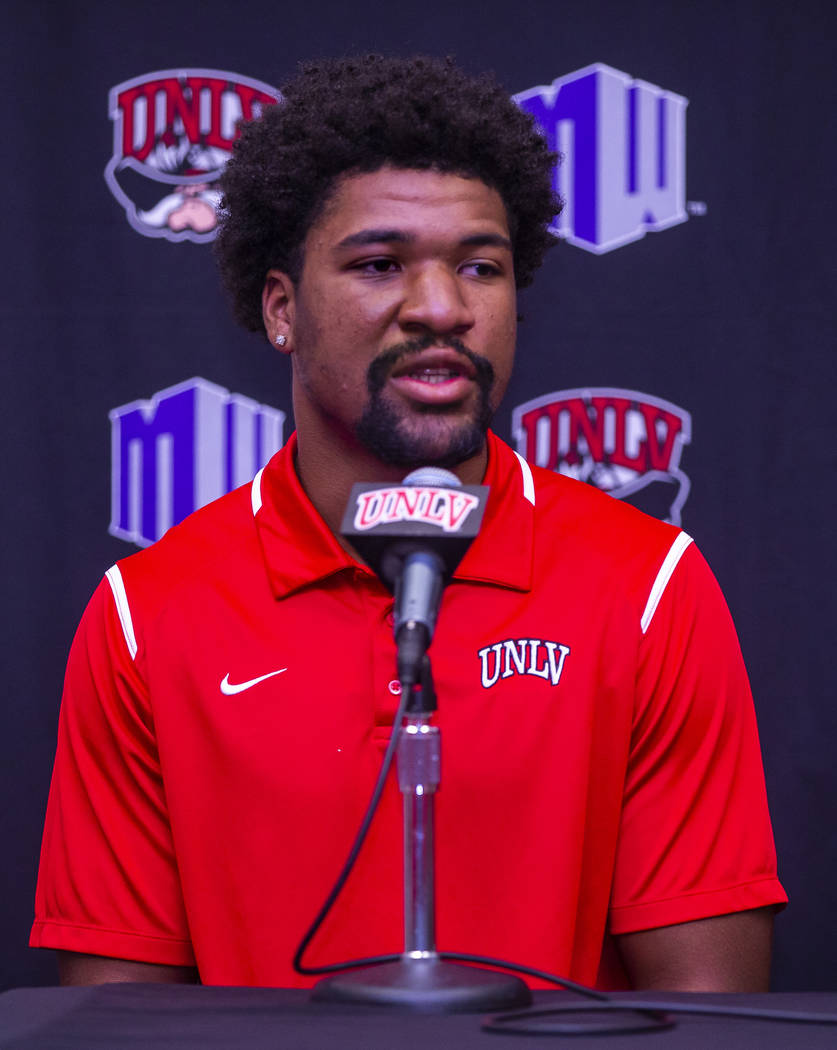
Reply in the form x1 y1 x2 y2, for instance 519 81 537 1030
109 377 285 547
514 63 689 253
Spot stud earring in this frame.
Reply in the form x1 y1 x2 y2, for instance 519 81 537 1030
275 334 287 347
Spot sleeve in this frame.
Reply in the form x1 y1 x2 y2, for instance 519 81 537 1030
608 541 787 934
30 573 196 966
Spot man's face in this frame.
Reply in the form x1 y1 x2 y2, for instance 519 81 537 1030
263 166 517 472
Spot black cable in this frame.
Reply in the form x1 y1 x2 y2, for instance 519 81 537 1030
291 672 626 1013
484 998 837 1036
293 675 837 1034
603 998 837 1024
484 1003 674 1037
291 660 614 994
292 683 411 976
438 952 609 1002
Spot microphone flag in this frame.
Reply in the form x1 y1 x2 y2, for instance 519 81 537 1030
340 470 489 589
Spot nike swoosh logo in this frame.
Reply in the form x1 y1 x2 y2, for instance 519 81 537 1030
220 669 287 695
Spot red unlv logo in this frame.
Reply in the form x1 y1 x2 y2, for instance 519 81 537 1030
353 487 481 533
512 388 692 524
104 68 278 243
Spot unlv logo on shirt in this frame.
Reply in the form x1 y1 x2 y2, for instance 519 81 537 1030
478 638 571 689
512 387 692 525
104 69 278 242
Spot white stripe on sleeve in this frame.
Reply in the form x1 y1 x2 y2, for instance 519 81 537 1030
513 451 536 506
105 564 138 661
251 467 265 516
640 532 694 635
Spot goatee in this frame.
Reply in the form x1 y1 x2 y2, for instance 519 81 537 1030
355 336 495 469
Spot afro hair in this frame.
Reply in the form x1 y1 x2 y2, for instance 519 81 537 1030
215 55 561 335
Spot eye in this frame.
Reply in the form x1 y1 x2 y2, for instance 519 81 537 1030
460 260 502 278
352 257 401 275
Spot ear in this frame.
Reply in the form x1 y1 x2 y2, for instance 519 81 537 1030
262 269 296 354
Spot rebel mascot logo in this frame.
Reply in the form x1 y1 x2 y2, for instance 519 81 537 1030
105 69 278 242
512 387 692 526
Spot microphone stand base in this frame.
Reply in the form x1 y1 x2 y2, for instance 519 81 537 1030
311 956 532 1013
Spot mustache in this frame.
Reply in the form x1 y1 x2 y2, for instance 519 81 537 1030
366 335 495 395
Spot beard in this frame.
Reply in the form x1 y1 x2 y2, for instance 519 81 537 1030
354 336 496 470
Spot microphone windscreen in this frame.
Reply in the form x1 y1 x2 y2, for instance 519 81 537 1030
400 466 461 489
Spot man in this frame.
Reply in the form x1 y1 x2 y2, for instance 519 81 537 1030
32 55 785 990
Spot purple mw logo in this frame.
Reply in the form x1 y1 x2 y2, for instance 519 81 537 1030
514 63 689 253
109 377 285 547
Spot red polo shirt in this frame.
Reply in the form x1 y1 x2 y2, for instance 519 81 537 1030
31 431 786 987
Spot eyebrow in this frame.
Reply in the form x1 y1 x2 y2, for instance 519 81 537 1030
336 229 513 251
460 233 513 250
337 229 411 248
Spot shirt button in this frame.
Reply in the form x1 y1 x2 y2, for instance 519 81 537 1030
388 679 402 695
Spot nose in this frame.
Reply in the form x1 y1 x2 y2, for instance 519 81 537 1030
397 265 475 336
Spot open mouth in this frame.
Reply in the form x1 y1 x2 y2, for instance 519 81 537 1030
392 348 477 381
406 366 467 384
388 352 478 405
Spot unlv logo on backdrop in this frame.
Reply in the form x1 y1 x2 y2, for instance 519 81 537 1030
104 69 278 242
514 64 689 253
109 377 286 547
512 388 692 525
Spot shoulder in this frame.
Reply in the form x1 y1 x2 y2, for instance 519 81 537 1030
110 479 259 618
490 431 676 535
490 434 705 639
532 458 676 539
499 432 685 577
544 465 691 614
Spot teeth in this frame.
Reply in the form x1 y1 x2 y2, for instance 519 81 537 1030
410 368 456 383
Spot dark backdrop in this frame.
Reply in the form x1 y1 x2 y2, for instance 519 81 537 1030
2 0 834 992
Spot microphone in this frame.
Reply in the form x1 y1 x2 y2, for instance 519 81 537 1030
341 467 489 691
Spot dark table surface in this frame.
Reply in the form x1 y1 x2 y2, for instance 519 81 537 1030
3 985 837 1049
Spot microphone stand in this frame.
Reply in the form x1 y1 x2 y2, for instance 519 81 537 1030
312 655 531 1012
